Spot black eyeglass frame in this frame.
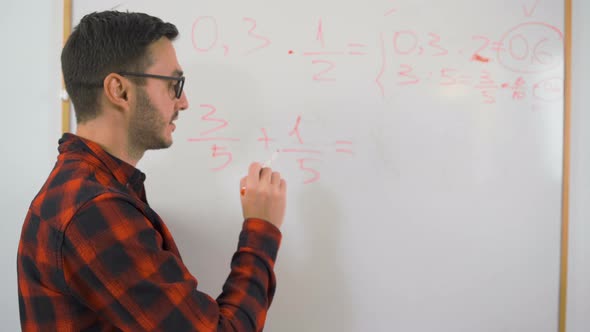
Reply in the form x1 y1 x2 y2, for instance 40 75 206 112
118 71 185 99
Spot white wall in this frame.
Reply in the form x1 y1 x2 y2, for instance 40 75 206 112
0 0 63 330
0 1 586 331
567 1 590 331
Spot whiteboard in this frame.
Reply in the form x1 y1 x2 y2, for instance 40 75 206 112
71 1 566 331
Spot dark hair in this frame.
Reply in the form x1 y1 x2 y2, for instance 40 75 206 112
61 11 179 123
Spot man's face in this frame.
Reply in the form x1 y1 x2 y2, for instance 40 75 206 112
128 38 189 151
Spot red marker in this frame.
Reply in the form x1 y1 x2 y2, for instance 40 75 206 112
472 54 490 63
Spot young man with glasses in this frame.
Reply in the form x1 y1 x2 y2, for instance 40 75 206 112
17 10 287 332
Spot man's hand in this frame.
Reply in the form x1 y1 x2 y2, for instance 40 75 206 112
240 162 287 229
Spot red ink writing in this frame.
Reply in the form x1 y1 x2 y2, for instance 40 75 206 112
257 128 276 150
243 18 272 55
192 16 219 53
298 158 321 184
187 104 240 171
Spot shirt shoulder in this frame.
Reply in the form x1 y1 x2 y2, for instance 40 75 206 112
29 156 134 232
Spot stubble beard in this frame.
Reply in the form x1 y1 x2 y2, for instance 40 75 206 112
128 88 174 158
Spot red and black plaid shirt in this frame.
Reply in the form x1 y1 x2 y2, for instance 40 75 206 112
17 133 282 331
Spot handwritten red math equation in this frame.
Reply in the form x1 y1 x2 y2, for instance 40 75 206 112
191 11 563 106
187 105 354 184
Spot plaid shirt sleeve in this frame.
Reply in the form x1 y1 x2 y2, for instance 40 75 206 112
62 192 281 332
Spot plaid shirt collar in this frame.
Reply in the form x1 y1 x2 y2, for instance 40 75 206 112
58 133 146 195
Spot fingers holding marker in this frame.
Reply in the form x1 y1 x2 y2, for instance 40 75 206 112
271 171 281 186
239 161 287 229
241 149 280 195
259 167 273 184
240 166 273 196
280 178 287 192
248 162 262 183
241 162 261 195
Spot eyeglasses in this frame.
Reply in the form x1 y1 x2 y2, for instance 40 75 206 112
118 71 185 99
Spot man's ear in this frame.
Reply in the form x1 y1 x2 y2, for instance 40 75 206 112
102 73 132 111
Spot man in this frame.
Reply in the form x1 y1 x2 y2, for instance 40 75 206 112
17 11 286 332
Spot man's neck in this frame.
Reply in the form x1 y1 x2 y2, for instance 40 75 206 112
76 120 143 167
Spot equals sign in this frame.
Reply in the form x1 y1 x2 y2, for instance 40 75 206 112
335 141 354 155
